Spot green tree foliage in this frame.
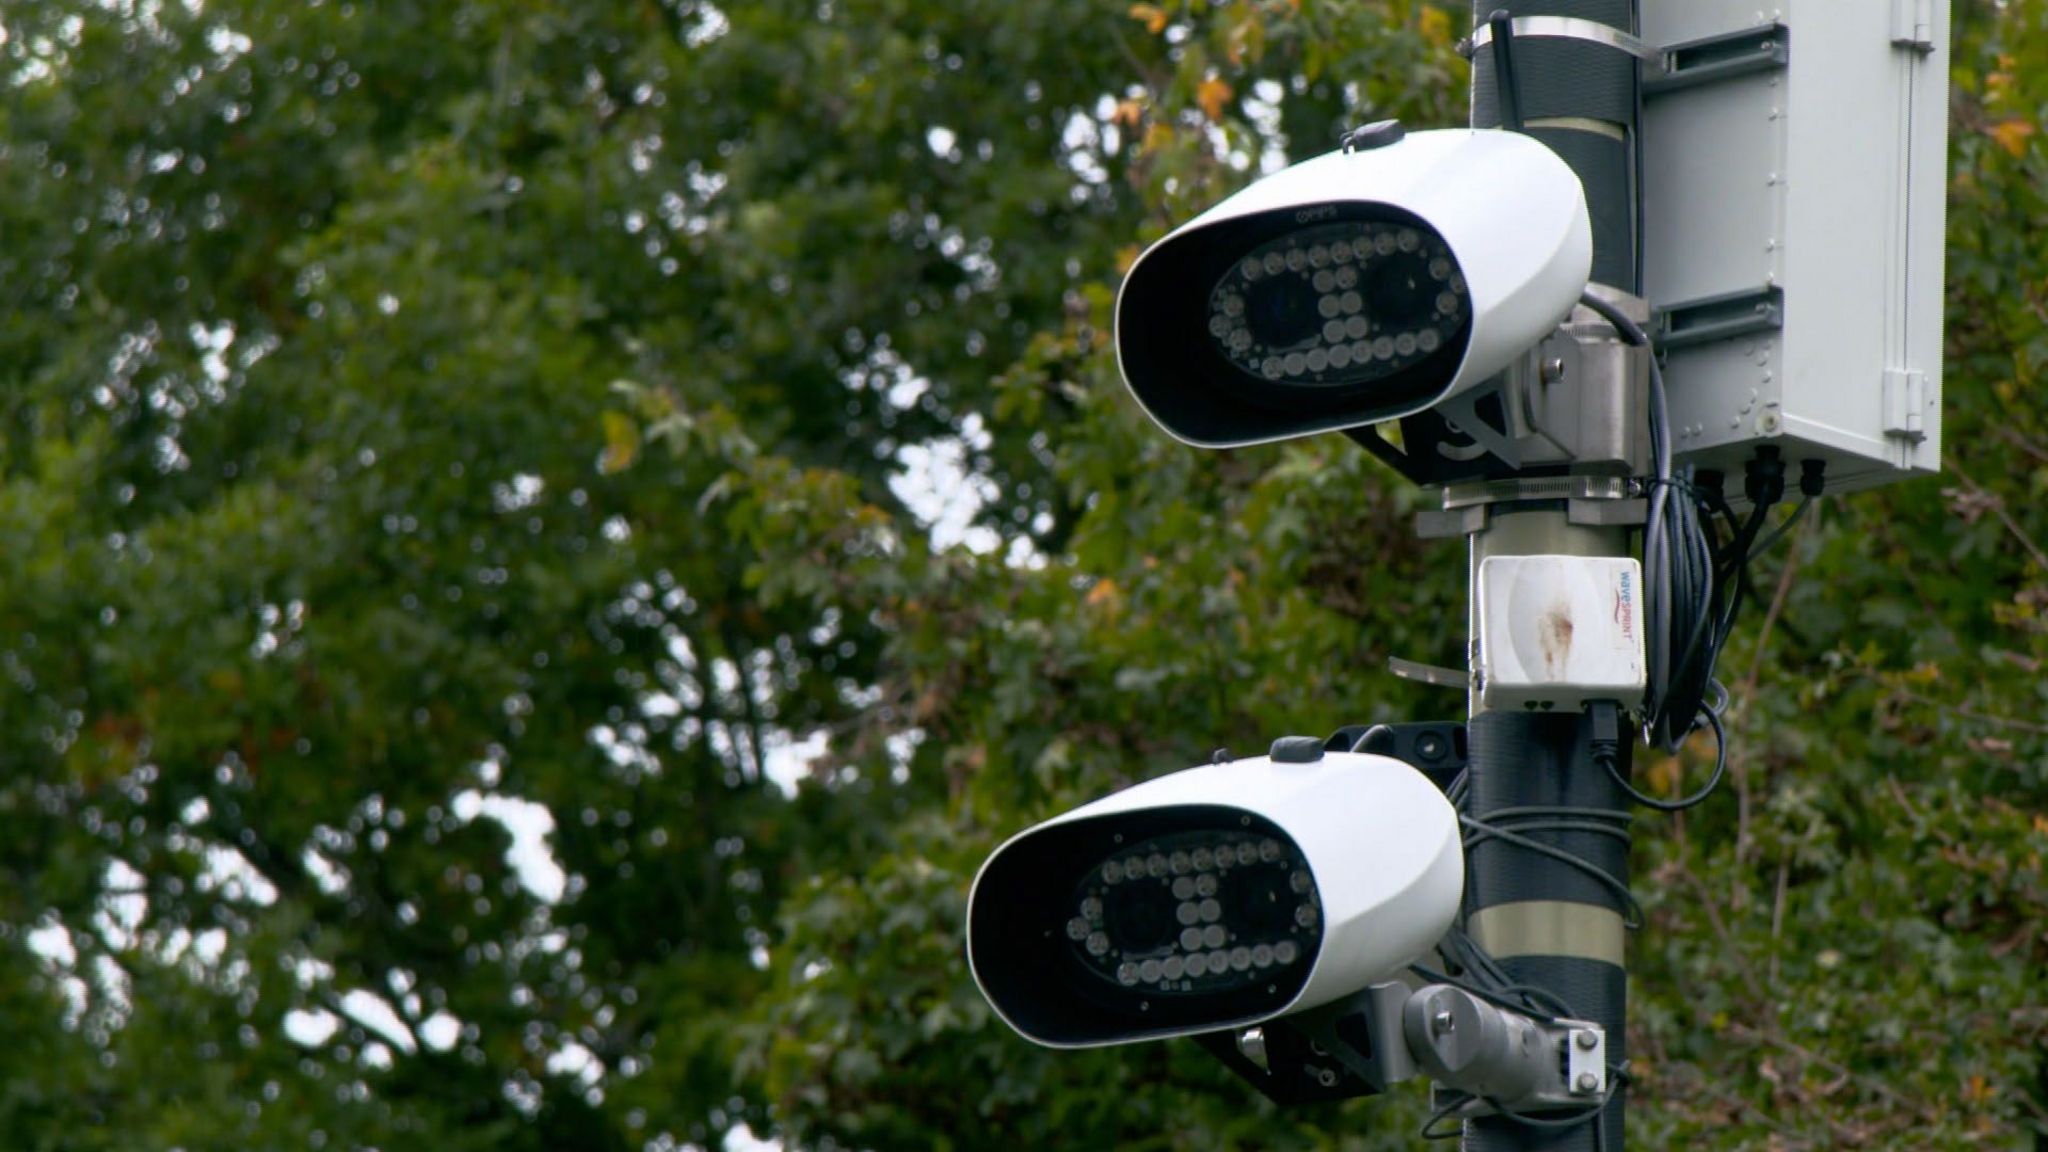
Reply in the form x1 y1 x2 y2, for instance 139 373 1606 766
0 0 2044 1148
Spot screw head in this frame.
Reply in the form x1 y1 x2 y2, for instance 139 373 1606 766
1575 1072 1600 1093
1432 1009 1455 1036
1575 1030 1599 1051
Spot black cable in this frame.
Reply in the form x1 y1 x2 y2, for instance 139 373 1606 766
1488 10 1526 133
1444 767 1470 806
1409 961 1562 1022
1458 811 1644 927
1490 1091 1614 1132
1419 1079 1619 1143
1750 494 1815 557
1596 702 1727 813
1420 939 1578 1023
1577 291 1794 779
1420 1103 1464 1140
1576 292 1712 751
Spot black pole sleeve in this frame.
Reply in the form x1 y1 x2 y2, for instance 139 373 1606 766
1463 712 1631 1152
1469 0 1642 294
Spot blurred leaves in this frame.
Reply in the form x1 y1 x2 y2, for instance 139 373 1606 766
1 0 2046 1149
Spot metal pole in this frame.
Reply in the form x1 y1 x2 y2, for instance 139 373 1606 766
1463 2 1645 1149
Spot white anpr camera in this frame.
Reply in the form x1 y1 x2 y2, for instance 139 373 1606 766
965 748 1463 1048
1115 127 1592 448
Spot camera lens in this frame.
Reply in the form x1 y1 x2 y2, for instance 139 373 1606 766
1243 277 1320 349
1365 249 1436 329
1103 884 1176 955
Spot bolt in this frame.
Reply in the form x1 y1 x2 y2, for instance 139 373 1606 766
1576 1072 1600 1093
1541 357 1566 383
1237 1027 1268 1071
1432 1009 1455 1036
1575 1031 1598 1051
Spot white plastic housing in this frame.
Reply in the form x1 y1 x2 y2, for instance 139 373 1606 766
1117 128 1592 447
1477 556 1647 711
966 752 1463 1048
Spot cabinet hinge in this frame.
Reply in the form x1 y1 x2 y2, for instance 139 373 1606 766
1882 369 1929 442
1891 0 1936 53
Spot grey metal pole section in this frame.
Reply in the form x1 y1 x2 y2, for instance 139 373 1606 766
1463 2 1644 1149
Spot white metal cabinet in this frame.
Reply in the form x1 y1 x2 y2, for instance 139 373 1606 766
1642 0 1949 492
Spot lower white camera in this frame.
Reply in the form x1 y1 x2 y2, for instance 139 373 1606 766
966 748 1463 1048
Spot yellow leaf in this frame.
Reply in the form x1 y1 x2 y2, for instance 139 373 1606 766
1418 7 1452 47
1142 122 1174 153
600 410 640 474
1646 755 1682 798
1111 97 1145 129
1225 19 1251 66
1085 579 1123 619
1127 2 1168 35
1197 76 1233 123
1990 118 2035 159
1966 1075 1995 1104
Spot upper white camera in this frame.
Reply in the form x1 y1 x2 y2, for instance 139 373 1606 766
1116 127 1593 448
965 748 1463 1048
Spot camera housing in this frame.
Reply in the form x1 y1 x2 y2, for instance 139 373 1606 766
966 750 1463 1048
1116 128 1592 448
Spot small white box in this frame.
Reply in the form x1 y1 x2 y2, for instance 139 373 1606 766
1642 0 1949 494
1477 556 1647 712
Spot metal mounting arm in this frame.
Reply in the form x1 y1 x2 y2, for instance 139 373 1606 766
1404 984 1609 1117
1199 981 1608 1119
